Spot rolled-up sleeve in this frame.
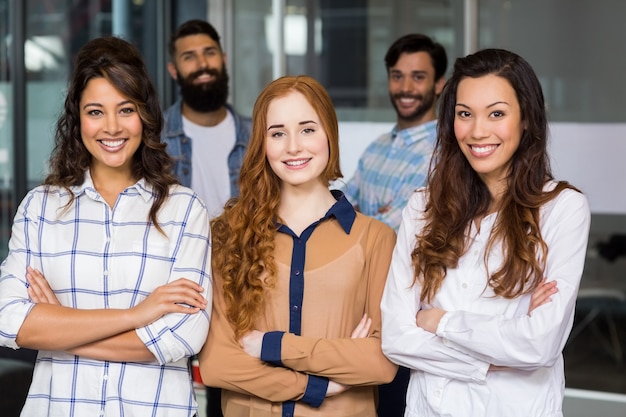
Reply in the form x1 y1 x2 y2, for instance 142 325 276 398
137 196 212 364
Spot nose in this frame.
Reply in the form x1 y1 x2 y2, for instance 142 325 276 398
104 113 121 135
286 134 302 154
400 77 414 93
470 117 489 140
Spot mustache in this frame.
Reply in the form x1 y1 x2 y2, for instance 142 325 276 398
392 93 424 101
187 68 220 80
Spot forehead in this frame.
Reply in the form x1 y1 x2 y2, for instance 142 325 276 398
174 34 221 55
80 77 127 103
390 51 435 74
266 91 319 122
456 74 518 106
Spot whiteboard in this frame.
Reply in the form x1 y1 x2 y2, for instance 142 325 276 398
337 122 626 214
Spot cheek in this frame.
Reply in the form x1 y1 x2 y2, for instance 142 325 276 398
453 121 466 143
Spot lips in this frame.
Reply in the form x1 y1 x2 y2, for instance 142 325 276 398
98 139 126 148
469 144 498 156
284 158 311 167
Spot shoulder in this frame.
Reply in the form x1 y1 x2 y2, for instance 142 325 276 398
166 184 209 211
541 181 590 222
227 105 252 131
353 212 396 240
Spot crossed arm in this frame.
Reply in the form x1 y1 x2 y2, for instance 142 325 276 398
20 267 207 362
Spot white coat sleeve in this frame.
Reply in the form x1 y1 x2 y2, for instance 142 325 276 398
381 190 490 382
435 189 591 370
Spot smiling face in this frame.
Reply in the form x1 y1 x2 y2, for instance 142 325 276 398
80 77 143 177
454 74 523 196
265 91 330 192
388 51 445 130
168 34 228 112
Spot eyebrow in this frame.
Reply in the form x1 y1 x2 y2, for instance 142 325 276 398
455 101 510 109
82 100 134 110
180 46 218 56
267 120 318 130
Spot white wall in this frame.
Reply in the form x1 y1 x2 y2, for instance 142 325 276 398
338 122 626 215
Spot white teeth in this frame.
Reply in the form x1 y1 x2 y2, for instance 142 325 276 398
471 144 497 154
100 139 125 148
285 159 309 166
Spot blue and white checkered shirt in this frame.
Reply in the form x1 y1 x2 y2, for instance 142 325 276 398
0 173 211 417
342 120 437 231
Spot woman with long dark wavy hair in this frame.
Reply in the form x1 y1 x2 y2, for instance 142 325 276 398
0 36 211 417
199 75 397 416
381 49 590 417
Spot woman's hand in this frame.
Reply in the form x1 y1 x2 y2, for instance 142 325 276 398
129 278 207 328
241 330 264 359
528 278 558 316
416 307 446 334
325 313 373 396
351 313 372 338
26 266 60 305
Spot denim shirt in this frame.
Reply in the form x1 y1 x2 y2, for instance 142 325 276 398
161 99 252 197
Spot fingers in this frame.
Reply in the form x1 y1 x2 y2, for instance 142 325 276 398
350 313 372 339
26 266 60 305
153 278 208 309
528 278 558 315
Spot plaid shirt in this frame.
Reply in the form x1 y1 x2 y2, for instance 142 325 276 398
0 173 211 417
342 120 437 231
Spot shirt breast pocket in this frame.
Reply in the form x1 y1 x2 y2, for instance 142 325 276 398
111 239 174 305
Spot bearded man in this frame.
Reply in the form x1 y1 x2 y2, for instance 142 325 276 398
162 19 251 218
342 34 447 232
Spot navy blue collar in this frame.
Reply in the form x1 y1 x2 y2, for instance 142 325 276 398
276 189 356 236
327 189 356 234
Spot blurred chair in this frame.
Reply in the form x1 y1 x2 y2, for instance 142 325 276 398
0 347 36 417
567 234 626 367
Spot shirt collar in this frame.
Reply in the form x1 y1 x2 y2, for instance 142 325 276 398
276 189 356 236
327 189 356 234
392 119 438 145
71 169 153 203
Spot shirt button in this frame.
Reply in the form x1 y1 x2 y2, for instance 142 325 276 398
462 283 468 289
182 138 188 144
103 270 109 276
292 305 299 312
294 270 301 276
103 375 108 380
435 389 442 397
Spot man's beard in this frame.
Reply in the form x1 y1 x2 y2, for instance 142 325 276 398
390 87 436 124
177 66 230 112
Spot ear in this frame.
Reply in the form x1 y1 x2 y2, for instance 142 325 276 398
167 62 178 80
435 76 446 96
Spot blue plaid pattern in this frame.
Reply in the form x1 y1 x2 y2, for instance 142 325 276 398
0 174 211 417
342 120 437 231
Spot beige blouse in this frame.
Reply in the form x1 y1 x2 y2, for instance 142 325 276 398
199 209 397 417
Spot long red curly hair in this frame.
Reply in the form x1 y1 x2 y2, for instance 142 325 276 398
413 49 578 303
211 75 342 337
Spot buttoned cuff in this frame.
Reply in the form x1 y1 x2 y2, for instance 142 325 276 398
301 374 328 408
261 331 285 366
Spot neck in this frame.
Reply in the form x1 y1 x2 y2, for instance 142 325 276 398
182 103 228 127
90 165 137 207
396 108 437 131
278 183 336 235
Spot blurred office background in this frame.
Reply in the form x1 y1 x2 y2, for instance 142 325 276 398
0 1 625 416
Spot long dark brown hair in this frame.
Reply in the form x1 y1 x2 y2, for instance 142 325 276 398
45 36 177 231
211 75 342 338
413 48 577 302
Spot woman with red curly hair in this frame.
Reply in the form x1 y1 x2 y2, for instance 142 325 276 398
381 49 591 417
199 75 397 416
